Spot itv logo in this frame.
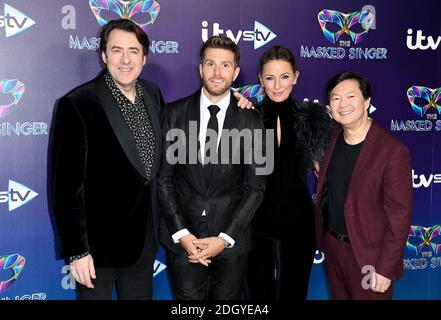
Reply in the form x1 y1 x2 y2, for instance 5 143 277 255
202 20 277 49
406 28 440 51
0 4 36 38
412 170 441 188
0 180 38 212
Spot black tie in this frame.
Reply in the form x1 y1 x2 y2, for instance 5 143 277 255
204 104 220 183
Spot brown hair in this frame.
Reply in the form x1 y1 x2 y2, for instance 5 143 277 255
258 45 297 74
199 35 240 66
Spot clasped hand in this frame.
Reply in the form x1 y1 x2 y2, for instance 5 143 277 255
179 234 225 267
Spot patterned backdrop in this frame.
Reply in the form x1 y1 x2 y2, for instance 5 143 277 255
0 0 439 300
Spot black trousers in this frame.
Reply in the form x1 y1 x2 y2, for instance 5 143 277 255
76 208 157 300
245 235 315 300
76 236 156 300
166 252 249 300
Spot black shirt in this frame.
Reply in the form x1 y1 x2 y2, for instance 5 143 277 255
327 132 363 235
104 71 156 182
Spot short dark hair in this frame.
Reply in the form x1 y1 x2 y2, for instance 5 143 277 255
99 18 150 56
258 45 297 74
200 35 240 66
326 71 371 100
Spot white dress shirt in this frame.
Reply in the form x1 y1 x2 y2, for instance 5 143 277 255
171 88 235 248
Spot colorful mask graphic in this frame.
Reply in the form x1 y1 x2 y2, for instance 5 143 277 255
237 85 265 104
89 0 160 32
318 9 374 44
0 79 25 119
0 254 26 293
407 225 441 256
407 86 441 118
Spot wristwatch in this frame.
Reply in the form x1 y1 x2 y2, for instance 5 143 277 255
222 238 232 248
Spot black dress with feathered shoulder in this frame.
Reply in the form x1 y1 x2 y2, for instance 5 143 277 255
245 95 331 300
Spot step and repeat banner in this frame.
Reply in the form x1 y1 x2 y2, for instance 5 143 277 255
0 0 439 300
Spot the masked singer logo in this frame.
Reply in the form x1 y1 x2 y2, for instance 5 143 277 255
407 225 441 256
301 6 387 60
390 86 441 132
318 9 373 45
89 0 160 32
0 79 25 119
407 86 441 118
0 254 25 294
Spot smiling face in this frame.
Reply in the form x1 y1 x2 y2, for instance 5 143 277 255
329 79 371 129
259 59 299 102
101 28 146 96
199 48 240 103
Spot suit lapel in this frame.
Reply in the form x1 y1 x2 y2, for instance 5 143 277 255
186 90 207 192
347 120 378 187
95 74 147 179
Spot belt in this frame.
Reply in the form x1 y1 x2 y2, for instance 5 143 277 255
329 229 350 243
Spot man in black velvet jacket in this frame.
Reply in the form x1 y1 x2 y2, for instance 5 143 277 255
158 36 267 299
49 19 163 299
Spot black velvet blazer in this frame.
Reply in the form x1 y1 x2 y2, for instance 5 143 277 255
157 90 267 258
49 72 164 267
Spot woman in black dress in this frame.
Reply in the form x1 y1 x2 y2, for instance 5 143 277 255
246 46 331 300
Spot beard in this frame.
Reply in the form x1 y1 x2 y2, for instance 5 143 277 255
202 76 233 97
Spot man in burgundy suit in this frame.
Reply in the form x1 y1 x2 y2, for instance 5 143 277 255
315 71 413 299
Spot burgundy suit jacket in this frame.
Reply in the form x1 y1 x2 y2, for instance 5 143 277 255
315 120 413 280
